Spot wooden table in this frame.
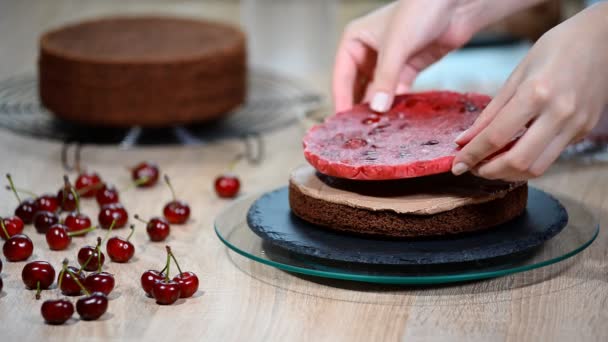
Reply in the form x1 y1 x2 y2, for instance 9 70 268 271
1 1 607 341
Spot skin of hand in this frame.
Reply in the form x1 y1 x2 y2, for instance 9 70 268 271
453 2 608 181
332 0 543 113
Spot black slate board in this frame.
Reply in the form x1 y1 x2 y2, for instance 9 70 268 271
246 187 568 265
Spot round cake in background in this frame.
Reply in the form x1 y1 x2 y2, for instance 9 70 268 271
38 16 246 127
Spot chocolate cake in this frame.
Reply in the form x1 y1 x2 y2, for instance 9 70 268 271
39 16 246 127
288 165 528 238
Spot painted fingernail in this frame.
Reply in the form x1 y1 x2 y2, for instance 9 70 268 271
455 129 468 141
452 162 469 176
370 92 390 112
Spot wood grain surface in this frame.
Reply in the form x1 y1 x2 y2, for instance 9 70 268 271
0 1 607 341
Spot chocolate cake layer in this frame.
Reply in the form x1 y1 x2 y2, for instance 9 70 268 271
39 16 246 127
288 176 528 238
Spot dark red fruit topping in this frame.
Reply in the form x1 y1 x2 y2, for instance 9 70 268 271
98 203 128 229
76 292 108 321
33 211 59 234
141 270 165 296
135 214 170 242
22 261 55 299
84 272 115 296
2 233 33 262
214 174 240 199
75 172 102 198
95 184 120 207
132 162 160 187
41 299 74 325
162 175 190 224
106 225 135 263
77 237 105 272
1 216 24 239
35 194 59 213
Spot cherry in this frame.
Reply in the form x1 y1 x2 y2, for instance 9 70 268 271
35 193 59 213
106 225 135 263
96 184 120 207
41 299 74 325
85 272 115 296
151 246 181 304
46 224 96 251
64 267 109 320
167 246 199 298
2 227 33 262
1 216 24 239
162 175 190 224
6 174 39 223
22 261 55 299
214 174 240 198
76 292 108 321
98 203 128 229
58 262 85 296
75 171 102 198
78 237 105 272
57 176 77 212
132 161 160 187
135 214 170 242
33 211 59 234
141 270 164 297
65 212 92 235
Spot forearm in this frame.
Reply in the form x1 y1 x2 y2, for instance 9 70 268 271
463 0 548 33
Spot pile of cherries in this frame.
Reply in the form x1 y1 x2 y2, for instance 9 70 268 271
1 160 238 325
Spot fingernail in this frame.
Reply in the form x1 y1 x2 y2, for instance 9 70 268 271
452 162 469 176
455 129 468 141
371 92 390 112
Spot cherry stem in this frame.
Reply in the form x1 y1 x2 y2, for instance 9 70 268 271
96 237 103 273
228 153 243 172
164 246 171 282
127 225 135 241
102 220 117 244
6 174 21 203
0 219 10 239
59 259 69 289
65 268 90 296
67 226 97 237
4 186 38 198
70 185 81 214
61 175 71 210
133 214 147 225
164 175 177 201
78 253 94 275
35 281 41 300
125 176 151 191
166 246 184 275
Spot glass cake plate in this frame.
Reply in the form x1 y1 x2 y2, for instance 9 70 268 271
215 190 598 285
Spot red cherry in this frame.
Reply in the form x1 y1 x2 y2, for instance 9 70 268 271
98 203 128 229
84 272 115 296
45 224 70 251
95 184 120 207
214 174 241 198
1 216 24 239
14 198 38 224
58 265 85 296
22 261 55 299
64 212 92 235
135 214 170 242
132 162 160 187
141 270 164 296
57 177 77 212
162 175 190 224
77 238 105 272
75 172 102 198
2 234 33 261
76 292 108 321
35 194 59 213
33 211 59 234
106 225 135 263
173 272 199 298
152 280 181 305
41 299 74 325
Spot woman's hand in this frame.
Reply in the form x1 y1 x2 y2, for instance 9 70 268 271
332 0 542 113
453 3 608 181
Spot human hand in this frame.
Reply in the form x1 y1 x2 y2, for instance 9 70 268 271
453 3 608 181
332 0 542 113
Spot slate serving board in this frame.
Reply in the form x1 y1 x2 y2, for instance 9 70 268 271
246 187 568 266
